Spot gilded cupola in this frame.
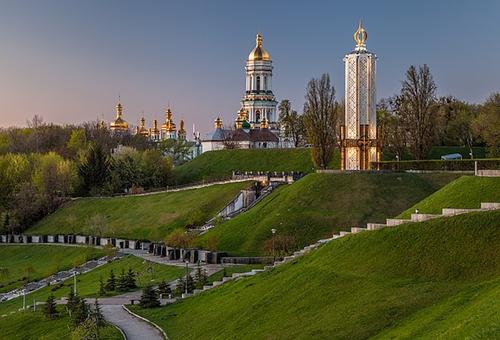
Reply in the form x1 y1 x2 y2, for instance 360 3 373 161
110 99 129 131
161 108 177 132
248 33 271 61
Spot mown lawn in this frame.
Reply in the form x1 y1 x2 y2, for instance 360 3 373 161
398 176 500 218
132 210 500 339
207 264 265 284
0 245 104 293
28 181 251 240
198 172 460 256
0 255 184 315
0 307 123 340
172 148 340 185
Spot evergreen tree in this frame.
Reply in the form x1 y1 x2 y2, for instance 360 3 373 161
71 299 89 327
186 273 195 293
126 268 137 289
194 266 208 289
98 276 106 296
158 280 172 297
66 286 78 315
116 269 128 292
139 285 160 308
91 299 104 328
174 276 185 297
105 270 116 291
44 294 58 319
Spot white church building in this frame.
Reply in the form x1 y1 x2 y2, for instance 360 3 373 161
202 33 284 153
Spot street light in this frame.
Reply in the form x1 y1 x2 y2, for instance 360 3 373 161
185 260 189 296
271 229 277 262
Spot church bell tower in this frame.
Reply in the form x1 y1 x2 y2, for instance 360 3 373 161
340 21 381 170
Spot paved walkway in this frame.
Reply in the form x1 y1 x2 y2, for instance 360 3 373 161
101 305 164 340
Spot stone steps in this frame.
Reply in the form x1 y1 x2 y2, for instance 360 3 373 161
386 218 412 226
366 223 386 230
410 213 442 222
441 208 481 216
339 231 351 237
481 202 500 209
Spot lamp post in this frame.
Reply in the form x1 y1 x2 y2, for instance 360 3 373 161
271 228 277 262
73 273 77 295
185 260 189 295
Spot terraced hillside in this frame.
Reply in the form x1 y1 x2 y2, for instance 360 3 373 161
0 245 104 293
28 181 251 240
134 210 500 339
398 175 500 218
172 148 340 185
199 172 460 256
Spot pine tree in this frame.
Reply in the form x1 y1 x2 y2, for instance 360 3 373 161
44 294 58 319
116 269 128 292
71 299 89 327
105 269 116 291
186 273 195 293
126 268 137 289
158 280 171 297
139 285 160 308
174 276 185 297
66 286 78 315
194 266 208 289
91 299 104 328
98 276 106 296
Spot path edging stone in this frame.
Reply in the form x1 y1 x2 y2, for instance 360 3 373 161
122 305 168 340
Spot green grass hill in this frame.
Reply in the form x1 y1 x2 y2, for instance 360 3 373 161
172 148 339 185
398 176 500 219
27 181 251 240
133 210 500 339
199 172 460 256
0 245 104 293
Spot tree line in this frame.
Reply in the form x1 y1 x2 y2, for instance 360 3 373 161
280 65 499 168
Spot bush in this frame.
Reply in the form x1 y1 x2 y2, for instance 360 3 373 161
372 159 500 171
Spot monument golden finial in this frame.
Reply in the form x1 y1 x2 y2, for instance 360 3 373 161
354 20 367 49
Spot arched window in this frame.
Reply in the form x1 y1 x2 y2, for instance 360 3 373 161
256 76 261 91
256 110 261 122
264 77 268 91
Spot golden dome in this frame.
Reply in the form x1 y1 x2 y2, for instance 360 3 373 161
161 108 177 132
260 117 269 129
214 117 223 129
179 119 186 133
110 100 129 131
248 33 271 61
138 117 149 136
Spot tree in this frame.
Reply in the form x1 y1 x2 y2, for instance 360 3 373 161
194 265 208 289
158 280 172 297
303 74 339 168
44 294 58 319
398 64 437 160
279 100 306 147
377 97 407 159
159 139 192 165
98 276 106 296
126 268 137 289
473 93 500 157
71 318 99 340
116 269 128 292
71 298 89 327
165 229 195 248
77 143 111 195
66 129 88 158
105 270 116 291
66 286 78 315
88 214 108 238
139 285 160 308
90 299 104 328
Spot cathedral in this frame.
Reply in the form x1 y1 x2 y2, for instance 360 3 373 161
201 33 284 153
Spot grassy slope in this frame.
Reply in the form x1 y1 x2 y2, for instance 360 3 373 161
133 211 500 339
0 308 122 340
0 254 184 315
172 148 339 185
199 172 459 256
28 181 251 240
398 176 500 218
0 245 104 293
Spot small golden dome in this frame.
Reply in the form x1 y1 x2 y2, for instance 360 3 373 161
260 117 269 129
161 108 177 132
214 117 223 129
110 100 129 131
248 33 271 61
179 119 186 133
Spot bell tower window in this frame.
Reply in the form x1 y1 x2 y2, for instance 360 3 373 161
256 76 261 91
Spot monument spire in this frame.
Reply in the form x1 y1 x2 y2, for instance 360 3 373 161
354 19 367 51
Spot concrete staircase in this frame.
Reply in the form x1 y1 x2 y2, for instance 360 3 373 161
176 202 499 301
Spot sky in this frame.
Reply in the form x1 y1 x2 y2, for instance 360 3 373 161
0 0 499 135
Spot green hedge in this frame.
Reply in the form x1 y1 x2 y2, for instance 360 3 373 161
372 159 500 171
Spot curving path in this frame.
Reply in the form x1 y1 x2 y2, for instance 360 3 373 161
101 305 164 340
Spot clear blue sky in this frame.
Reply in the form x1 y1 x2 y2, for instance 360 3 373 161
0 0 499 135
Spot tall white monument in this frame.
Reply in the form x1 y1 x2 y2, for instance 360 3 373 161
340 21 380 170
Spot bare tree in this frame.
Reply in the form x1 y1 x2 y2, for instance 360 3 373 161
303 74 338 168
279 99 306 147
398 65 437 160
222 126 240 149
27 115 44 153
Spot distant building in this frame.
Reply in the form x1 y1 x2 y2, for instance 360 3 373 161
202 33 288 152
